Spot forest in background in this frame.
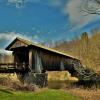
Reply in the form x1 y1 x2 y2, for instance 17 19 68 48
0 53 13 64
0 31 100 71
54 31 100 71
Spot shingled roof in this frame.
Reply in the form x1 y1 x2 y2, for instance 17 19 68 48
6 37 78 59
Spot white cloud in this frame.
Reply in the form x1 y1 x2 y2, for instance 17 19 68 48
7 0 41 8
0 31 40 47
0 49 12 55
63 0 100 29
8 0 23 3
7 0 25 8
0 32 31 42
0 32 41 53
47 0 63 7
7 0 64 8
0 32 23 54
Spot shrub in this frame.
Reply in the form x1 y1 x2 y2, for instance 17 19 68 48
0 76 39 91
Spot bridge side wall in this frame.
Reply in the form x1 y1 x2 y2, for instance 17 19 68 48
29 47 79 74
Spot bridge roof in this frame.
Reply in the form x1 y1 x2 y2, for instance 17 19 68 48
6 37 78 59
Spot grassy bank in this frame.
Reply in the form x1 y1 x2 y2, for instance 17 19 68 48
0 88 80 100
0 73 99 100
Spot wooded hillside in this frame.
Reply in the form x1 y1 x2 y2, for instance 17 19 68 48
0 54 13 63
54 32 100 71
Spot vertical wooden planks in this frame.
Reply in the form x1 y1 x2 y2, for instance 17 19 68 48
34 51 43 73
29 49 33 70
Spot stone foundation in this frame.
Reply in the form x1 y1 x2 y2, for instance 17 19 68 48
22 72 48 87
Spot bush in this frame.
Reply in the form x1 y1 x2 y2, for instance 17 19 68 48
10 82 38 91
0 76 38 91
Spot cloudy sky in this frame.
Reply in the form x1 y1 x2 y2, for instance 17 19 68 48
0 0 100 52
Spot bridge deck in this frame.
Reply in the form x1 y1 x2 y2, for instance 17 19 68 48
0 63 28 73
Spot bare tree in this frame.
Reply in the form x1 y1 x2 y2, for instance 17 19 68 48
81 0 100 15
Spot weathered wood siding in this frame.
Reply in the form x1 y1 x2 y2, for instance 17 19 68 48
9 40 27 50
30 47 77 73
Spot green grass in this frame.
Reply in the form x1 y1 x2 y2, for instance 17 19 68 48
0 88 80 100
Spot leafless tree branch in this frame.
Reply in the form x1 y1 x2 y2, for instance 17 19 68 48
81 0 100 15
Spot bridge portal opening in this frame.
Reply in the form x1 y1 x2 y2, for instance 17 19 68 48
13 47 29 69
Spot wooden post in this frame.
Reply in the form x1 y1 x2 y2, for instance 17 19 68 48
29 49 33 71
60 61 65 71
34 51 43 73
13 52 17 68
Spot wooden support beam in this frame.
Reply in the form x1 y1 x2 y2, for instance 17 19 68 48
29 49 33 71
34 51 43 73
60 61 65 71
13 52 18 66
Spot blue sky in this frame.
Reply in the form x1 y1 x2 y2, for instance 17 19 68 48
0 0 100 52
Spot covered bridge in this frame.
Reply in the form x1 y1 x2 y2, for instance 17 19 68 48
5 37 95 87
6 37 79 74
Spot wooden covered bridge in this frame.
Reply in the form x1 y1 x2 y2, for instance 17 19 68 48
0 37 99 87
4 37 80 74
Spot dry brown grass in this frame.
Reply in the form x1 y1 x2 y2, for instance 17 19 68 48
65 87 100 100
0 72 100 100
0 73 19 81
47 71 100 100
0 73 39 91
48 79 100 100
48 71 78 82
